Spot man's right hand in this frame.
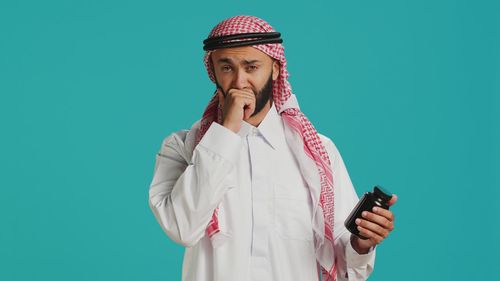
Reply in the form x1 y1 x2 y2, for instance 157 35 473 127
217 87 256 133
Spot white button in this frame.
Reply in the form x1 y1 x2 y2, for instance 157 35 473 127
252 128 259 136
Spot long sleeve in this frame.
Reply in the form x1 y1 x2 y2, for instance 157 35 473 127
148 122 243 247
321 135 376 281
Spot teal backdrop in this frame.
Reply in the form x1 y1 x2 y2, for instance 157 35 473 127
1 0 498 280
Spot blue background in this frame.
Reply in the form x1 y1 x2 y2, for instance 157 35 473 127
1 0 498 280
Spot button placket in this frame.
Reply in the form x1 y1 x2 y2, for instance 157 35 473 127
247 134 271 258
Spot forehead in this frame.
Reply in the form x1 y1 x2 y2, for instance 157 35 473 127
210 46 272 64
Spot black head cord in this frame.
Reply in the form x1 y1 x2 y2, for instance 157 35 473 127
203 32 282 51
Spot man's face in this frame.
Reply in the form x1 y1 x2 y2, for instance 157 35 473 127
210 46 280 117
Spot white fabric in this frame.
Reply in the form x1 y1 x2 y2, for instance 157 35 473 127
149 105 376 281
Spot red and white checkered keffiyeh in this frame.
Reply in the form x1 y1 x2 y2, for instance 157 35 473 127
195 15 337 280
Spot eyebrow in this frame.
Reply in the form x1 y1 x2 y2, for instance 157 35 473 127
217 57 261 65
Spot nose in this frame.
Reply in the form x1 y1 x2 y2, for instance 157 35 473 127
232 69 250 90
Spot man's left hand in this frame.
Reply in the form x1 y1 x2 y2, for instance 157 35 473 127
351 194 398 254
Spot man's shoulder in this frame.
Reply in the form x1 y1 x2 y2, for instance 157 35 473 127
159 119 202 155
317 132 333 146
316 132 341 163
317 132 335 151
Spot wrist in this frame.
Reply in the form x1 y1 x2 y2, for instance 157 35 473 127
222 120 240 134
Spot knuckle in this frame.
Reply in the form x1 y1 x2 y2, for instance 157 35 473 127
363 212 371 219
388 212 394 220
362 220 369 227
384 220 391 229
365 228 373 236
377 226 385 235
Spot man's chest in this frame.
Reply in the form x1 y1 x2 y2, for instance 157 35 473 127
229 134 314 242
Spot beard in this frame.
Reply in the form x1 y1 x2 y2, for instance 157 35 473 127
251 73 274 117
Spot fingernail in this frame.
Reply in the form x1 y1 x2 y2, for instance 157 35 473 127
355 218 361 224
362 211 367 217
373 207 378 212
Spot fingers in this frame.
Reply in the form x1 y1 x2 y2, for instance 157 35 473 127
226 89 255 119
355 199 397 246
388 194 398 206
219 88 256 132
357 225 385 245
373 207 395 223
227 88 255 101
356 215 390 239
243 97 256 119
363 209 394 230
239 87 254 95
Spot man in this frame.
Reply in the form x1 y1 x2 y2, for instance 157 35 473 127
148 15 397 281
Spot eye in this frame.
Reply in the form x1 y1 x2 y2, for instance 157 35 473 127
221 65 232 72
247 65 258 72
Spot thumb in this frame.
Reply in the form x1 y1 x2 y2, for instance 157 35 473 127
388 194 398 206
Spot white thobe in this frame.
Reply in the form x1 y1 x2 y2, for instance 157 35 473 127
149 105 376 281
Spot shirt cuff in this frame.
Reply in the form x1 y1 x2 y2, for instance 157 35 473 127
345 237 376 268
197 122 243 165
